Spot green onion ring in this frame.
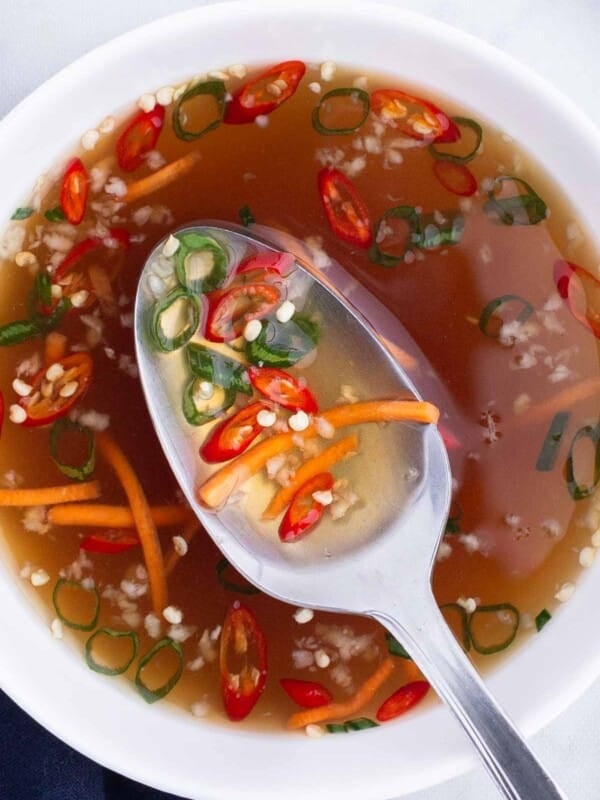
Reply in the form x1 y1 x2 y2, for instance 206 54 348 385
478 294 534 339
50 418 96 481
467 603 520 655
85 628 139 676
151 286 200 353
52 579 100 631
368 206 422 268
484 176 547 226
312 88 370 136
429 116 483 164
172 80 226 142
440 602 471 652
536 411 570 472
565 424 600 500
135 638 184 704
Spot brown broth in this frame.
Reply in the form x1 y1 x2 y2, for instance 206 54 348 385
1 61 599 732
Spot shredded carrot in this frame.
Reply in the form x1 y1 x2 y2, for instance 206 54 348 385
123 152 201 204
96 433 167 614
198 400 439 510
0 481 100 507
262 433 359 519
44 331 67 365
519 376 600 425
164 518 201 577
287 657 395 729
88 264 116 316
47 503 193 528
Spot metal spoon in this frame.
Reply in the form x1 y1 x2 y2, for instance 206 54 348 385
134 221 566 800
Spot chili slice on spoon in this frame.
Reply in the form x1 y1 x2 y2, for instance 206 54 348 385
279 472 334 542
205 282 281 342
248 366 318 413
200 401 270 463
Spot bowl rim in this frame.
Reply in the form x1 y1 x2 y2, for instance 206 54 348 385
1 2 600 799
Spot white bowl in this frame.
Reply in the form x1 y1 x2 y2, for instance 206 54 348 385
1 2 600 798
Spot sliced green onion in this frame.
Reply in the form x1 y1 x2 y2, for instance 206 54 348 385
174 232 228 294
312 87 370 135
85 628 139 676
429 116 483 164
32 272 53 312
565 424 600 500
418 212 464 249
536 412 570 472
186 343 251 395
478 294 534 339
216 557 261 595
172 80 226 142
445 500 463 535
440 603 471 652
535 609 552 632
327 718 378 733
368 206 421 268
11 207 34 220
52 579 100 631
344 717 379 731
0 319 42 346
468 603 520 655
50 418 96 481
484 176 547 226
135 637 183 704
245 315 318 368
152 286 200 352
44 206 66 222
238 205 255 227
182 378 236 426
385 632 411 659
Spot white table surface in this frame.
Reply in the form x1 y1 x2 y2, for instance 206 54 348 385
1 1 599 798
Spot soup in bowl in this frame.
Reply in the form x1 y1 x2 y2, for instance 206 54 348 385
1 3 600 798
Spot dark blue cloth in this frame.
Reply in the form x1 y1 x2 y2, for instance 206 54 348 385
0 691 182 800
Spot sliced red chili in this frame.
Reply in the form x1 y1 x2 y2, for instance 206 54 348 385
371 89 459 143
220 602 268 721
376 680 430 722
318 168 372 248
81 529 139 554
19 353 93 427
205 282 281 342
280 678 333 709
248 366 317 413
200 401 269 463
59 158 89 225
279 472 334 543
433 161 477 197
224 61 306 124
235 251 295 278
116 105 165 171
53 228 130 311
554 259 600 339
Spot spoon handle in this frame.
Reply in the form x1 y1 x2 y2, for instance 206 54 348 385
372 598 567 800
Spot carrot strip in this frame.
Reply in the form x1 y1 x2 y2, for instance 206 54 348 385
519 376 600 425
262 433 359 520
96 433 167 614
287 657 395 729
198 400 439 510
123 152 201 204
164 518 201 577
44 332 68 365
0 481 100 507
47 503 193 528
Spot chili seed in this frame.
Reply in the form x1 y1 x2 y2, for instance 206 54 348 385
59 381 79 399
45 363 65 382
9 405 27 424
12 379 32 397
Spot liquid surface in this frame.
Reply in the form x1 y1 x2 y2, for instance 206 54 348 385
0 60 599 732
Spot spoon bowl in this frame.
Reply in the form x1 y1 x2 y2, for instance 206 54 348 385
134 221 566 800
